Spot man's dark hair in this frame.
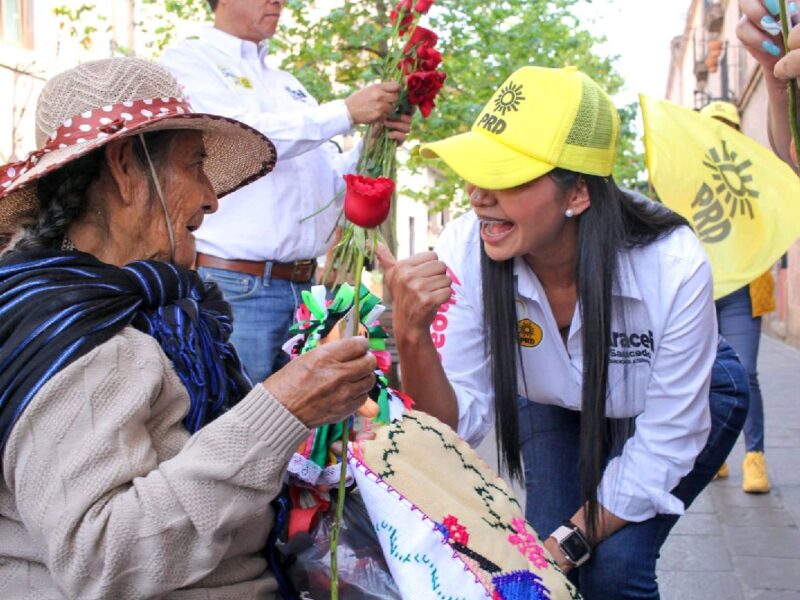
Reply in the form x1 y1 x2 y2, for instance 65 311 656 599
207 0 218 11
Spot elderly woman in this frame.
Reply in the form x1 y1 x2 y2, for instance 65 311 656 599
0 58 376 599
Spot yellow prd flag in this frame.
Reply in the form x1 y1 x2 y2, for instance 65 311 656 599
640 94 800 299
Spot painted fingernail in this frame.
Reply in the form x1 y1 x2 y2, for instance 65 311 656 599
763 40 782 56
761 15 782 35
790 2 799 14
765 0 781 16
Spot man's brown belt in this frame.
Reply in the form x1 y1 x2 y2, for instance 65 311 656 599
196 253 317 283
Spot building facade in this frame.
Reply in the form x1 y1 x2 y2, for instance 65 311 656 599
0 1 139 163
666 0 800 348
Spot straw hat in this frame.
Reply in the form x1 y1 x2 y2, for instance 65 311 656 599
0 57 276 232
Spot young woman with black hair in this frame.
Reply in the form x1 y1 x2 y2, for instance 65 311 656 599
379 66 750 598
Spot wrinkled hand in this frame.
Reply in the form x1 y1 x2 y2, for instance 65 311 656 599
264 337 377 429
737 0 798 80
376 244 452 344
345 82 402 125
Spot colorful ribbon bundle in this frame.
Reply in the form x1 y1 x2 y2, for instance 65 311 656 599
282 283 410 489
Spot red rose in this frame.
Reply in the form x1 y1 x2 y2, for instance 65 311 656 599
407 70 446 118
343 174 395 228
398 25 441 74
399 46 442 74
398 56 414 75
391 10 414 34
417 46 442 71
403 25 438 55
390 0 414 34
414 0 435 13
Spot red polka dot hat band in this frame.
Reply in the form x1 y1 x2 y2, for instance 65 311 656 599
0 57 277 235
0 98 192 191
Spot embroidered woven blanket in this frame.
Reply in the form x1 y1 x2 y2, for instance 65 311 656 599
348 410 581 600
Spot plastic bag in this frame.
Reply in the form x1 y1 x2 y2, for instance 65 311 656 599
278 487 401 599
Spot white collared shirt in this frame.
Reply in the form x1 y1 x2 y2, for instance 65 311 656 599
160 27 359 261
432 210 717 523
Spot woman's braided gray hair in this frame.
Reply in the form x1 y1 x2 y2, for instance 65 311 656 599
13 151 103 252
13 131 178 252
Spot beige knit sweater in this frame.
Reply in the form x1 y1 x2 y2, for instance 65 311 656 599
0 327 309 599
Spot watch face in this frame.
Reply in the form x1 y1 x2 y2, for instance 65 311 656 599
561 530 590 562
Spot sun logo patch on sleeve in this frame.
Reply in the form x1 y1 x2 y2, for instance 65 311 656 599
517 319 543 348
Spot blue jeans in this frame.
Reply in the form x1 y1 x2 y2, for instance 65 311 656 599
198 266 311 383
519 338 748 599
716 286 765 452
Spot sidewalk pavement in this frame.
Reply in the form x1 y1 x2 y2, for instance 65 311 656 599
658 335 800 600
477 334 800 599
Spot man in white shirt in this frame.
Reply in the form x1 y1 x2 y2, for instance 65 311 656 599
161 0 410 381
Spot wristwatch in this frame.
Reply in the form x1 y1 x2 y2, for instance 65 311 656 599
551 520 592 567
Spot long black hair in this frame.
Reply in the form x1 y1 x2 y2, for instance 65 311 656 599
481 168 688 541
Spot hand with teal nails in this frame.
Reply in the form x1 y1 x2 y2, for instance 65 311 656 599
766 0 782 16
738 0 800 166
738 0 792 61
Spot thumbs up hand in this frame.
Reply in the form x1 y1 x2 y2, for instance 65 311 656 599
376 244 453 343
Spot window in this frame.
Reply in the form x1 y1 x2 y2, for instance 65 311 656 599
0 0 33 49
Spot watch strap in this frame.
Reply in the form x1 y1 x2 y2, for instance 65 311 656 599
551 521 591 567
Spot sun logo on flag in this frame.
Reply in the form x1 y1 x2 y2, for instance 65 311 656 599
691 140 759 244
703 140 759 219
494 82 526 116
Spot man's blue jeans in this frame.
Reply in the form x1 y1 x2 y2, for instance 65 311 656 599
198 266 311 383
519 338 748 599
716 285 765 452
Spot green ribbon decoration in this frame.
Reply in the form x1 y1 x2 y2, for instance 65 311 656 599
288 283 394 466
307 421 345 468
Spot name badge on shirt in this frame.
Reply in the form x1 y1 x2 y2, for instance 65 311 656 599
608 329 655 365
517 319 543 348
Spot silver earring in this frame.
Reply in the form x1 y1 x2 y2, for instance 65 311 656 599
565 208 575 218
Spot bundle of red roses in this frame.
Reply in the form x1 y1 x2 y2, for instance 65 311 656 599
327 3 445 597
399 25 446 117
334 0 446 263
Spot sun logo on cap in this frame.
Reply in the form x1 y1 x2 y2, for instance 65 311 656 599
493 82 526 116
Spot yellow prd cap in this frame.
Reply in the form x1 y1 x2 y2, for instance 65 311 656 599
420 66 620 190
699 100 741 128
